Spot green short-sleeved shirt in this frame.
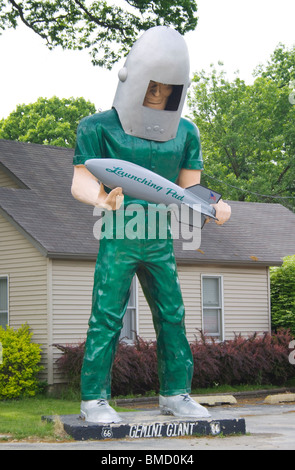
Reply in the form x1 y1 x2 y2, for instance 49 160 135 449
73 108 203 206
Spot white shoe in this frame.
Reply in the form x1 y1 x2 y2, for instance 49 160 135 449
159 394 211 418
80 399 122 424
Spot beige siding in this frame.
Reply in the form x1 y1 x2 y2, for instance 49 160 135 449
51 259 95 383
0 214 48 378
0 168 20 188
137 264 270 342
222 269 269 338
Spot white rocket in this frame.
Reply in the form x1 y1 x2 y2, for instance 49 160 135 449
85 158 221 228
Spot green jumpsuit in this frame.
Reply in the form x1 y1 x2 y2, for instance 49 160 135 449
74 109 203 400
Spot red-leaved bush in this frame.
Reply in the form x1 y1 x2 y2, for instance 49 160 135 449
191 329 294 389
54 329 295 397
111 336 159 396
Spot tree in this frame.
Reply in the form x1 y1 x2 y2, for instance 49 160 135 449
0 96 96 147
254 43 295 87
187 45 295 211
0 0 198 69
270 256 295 336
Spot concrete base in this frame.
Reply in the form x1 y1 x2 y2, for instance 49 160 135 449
43 410 246 441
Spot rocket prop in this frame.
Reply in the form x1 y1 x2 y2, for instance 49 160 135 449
85 159 221 228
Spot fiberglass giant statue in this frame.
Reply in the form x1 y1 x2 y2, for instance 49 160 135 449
71 26 231 423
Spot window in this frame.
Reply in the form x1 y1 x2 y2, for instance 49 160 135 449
0 277 8 330
120 277 137 342
202 275 223 340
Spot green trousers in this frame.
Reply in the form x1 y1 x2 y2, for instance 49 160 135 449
81 211 194 400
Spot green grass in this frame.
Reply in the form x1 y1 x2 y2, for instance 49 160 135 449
0 397 80 441
0 396 134 441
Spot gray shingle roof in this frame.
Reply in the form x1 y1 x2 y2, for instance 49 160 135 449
0 139 294 266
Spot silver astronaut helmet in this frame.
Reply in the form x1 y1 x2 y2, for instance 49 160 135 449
112 26 190 142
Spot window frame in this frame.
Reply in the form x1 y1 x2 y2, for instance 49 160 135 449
120 276 138 343
0 275 9 329
201 274 224 341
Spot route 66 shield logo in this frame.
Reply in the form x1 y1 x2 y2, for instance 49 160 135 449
101 427 113 439
210 421 221 435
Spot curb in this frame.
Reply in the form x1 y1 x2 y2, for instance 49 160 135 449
114 387 295 407
194 395 237 406
264 393 295 404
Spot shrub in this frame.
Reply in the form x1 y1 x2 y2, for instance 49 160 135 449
270 255 295 336
0 324 43 399
53 341 85 389
112 337 159 397
54 329 295 397
191 329 295 388
54 337 159 397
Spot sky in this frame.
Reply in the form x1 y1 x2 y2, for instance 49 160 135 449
0 0 295 120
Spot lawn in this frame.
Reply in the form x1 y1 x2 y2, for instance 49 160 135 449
0 396 133 441
0 397 80 441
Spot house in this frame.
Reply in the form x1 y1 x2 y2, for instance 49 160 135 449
0 138 295 387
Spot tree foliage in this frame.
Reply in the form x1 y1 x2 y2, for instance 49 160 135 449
188 45 295 212
270 256 295 336
254 43 295 87
0 96 96 147
0 0 198 68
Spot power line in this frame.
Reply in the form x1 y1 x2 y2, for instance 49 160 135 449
203 173 295 200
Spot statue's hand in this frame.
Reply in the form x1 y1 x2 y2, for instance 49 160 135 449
96 184 124 211
211 199 231 225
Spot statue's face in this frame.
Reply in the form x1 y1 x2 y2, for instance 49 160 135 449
143 81 173 110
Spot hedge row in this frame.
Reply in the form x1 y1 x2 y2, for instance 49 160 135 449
54 329 295 397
